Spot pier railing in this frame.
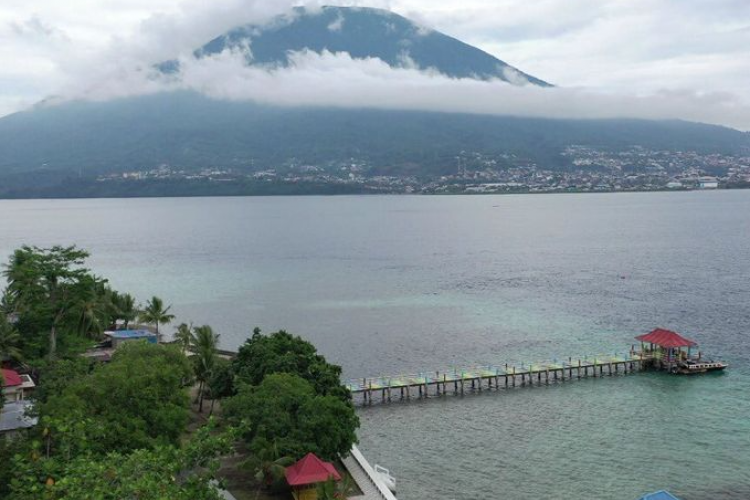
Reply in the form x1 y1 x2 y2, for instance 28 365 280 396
346 351 652 404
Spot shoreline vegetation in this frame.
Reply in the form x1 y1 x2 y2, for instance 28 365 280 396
0 246 360 500
0 182 748 201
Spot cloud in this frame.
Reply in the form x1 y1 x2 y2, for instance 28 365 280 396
46 47 750 131
327 11 345 32
1 0 750 131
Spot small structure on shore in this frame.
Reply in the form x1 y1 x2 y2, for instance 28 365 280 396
635 328 727 374
0 400 37 437
285 452 341 500
105 329 158 349
2 368 36 402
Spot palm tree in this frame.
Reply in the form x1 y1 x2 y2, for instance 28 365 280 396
174 323 194 355
245 441 294 493
0 315 23 362
191 325 219 413
138 296 175 339
115 293 138 329
315 473 357 500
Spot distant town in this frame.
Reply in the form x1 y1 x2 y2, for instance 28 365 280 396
95 146 750 195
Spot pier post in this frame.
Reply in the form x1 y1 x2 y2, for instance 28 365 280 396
477 378 482 392
454 380 458 395
545 368 550 385
505 374 508 388
578 360 581 379
608 363 613 376
406 385 411 399
460 379 464 395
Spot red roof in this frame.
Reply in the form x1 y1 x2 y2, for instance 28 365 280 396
636 328 697 348
285 453 341 486
1 368 23 387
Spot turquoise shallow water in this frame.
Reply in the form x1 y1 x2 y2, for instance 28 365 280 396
0 191 748 499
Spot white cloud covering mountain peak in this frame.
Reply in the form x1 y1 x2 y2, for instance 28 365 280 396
1 0 749 129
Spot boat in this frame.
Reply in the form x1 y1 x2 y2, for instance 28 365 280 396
374 464 397 493
673 359 728 375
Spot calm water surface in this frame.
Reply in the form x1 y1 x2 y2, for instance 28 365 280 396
1 192 749 499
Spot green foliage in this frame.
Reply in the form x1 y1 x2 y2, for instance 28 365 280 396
315 474 357 500
1 246 124 359
244 440 294 488
233 329 350 401
138 296 175 336
0 313 23 362
3 245 94 357
207 358 235 400
190 325 219 413
174 322 194 354
8 422 235 500
223 373 359 461
31 356 95 405
110 292 137 329
41 342 193 455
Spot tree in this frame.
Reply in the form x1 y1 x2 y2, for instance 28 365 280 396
8 422 235 500
206 358 235 416
41 342 193 455
244 440 294 490
138 296 175 338
0 314 23 362
223 373 359 461
174 322 194 355
67 275 111 339
191 325 219 413
3 245 94 358
111 292 137 329
233 329 350 402
315 474 357 500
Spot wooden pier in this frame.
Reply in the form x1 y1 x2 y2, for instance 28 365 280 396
346 351 652 405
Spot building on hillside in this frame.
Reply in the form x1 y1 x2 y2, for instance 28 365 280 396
285 453 342 500
698 177 719 189
0 400 38 437
1 368 36 403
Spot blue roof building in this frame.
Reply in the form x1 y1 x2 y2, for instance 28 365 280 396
105 329 158 348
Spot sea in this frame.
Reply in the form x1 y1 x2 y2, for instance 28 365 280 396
1 191 748 500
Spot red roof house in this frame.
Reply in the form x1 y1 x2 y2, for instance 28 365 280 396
635 328 697 348
2 368 35 403
285 452 341 487
285 452 342 499
1 368 23 387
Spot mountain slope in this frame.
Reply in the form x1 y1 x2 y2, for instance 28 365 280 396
0 92 747 180
172 6 550 86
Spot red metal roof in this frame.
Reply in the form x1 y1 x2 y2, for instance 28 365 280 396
285 453 341 486
635 328 697 348
1 368 23 387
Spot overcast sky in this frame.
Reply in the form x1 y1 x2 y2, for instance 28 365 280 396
1 0 749 128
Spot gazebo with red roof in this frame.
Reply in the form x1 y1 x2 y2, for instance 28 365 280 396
636 328 698 371
285 452 341 500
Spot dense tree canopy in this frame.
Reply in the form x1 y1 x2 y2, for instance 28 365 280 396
233 329 350 401
8 423 234 500
40 342 193 455
1 246 144 360
223 373 359 461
